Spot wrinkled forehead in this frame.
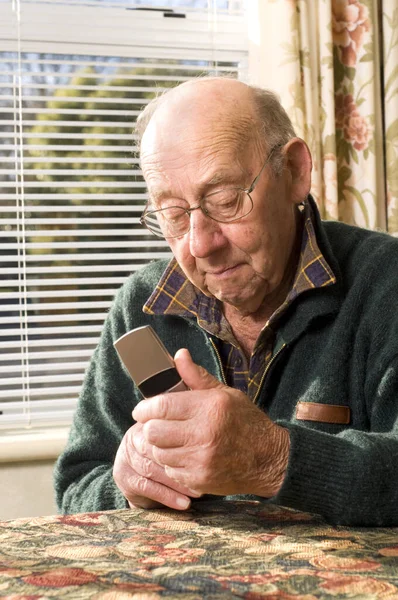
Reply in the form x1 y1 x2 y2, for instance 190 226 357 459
140 88 260 172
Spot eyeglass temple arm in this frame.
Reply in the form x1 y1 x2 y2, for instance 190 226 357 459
247 144 281 194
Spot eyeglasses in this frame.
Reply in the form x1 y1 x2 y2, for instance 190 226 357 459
140 145 279 239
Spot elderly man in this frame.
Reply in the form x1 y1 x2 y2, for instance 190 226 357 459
55 78 398 526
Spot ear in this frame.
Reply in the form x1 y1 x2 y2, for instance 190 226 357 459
282 138 312 205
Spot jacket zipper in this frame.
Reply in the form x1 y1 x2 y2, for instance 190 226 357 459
210 335 287 403
252 342 287 406
209 338 227 385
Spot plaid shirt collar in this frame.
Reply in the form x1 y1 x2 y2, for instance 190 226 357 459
143 200 336 338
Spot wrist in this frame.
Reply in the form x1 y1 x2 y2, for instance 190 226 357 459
255 424 290 498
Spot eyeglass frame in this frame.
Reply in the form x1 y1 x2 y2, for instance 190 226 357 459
139 144 281 239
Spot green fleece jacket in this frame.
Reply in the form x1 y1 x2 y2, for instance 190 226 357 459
54 206 398 526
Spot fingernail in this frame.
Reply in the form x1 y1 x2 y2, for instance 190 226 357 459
176 497 190 509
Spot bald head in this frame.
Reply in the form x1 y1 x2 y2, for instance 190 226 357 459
136 78 296 172
157 76 255 111
155 77 257 125
140 79 263 170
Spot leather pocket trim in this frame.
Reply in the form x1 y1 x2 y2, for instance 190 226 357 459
296 401 350 424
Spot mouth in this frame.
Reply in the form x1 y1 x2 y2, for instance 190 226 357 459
207 264 243 277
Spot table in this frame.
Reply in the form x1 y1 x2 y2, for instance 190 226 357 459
1 499 398 599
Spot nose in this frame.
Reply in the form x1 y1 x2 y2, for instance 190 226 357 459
188 208 227 258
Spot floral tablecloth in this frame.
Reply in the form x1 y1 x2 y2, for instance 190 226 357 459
1 499 398 599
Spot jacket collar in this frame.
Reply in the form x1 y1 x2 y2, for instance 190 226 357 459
276 195 343 346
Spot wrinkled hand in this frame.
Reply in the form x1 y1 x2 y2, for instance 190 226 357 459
113 421 201 510
132 349 290 498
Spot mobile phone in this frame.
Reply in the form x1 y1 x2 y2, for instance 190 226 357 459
114 325 188 397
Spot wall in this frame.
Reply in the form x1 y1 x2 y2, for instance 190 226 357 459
0 460 58 520
0 429 68 520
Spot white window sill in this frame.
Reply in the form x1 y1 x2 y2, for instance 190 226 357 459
0 428 69 463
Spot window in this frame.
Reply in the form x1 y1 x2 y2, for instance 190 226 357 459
0 0 248 432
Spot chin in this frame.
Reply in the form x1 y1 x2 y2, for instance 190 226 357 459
216 278 268 311
213 290 259 313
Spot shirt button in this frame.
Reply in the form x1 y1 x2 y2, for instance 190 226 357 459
235 355 243 368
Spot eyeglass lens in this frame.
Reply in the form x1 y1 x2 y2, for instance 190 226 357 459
144 188 252 238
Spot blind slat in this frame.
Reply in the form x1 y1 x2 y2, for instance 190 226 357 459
1 312 107 325
0 120 137 128
0 157 139 164
2 252 172 261
1 337 99 349
0 361 89 374
2 349 94 361
0 289 118 299
0 325 104 336
1 278 125 287
0 411 77 430
2 264 144 274
0 200 148 205
0 301 112 311
1 144 135 151
0 170 141 176
1 56 240 70
2 218 141 224
2 373 87 386
0 386 83 398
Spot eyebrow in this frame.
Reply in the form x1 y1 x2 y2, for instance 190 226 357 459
148 168 249 205
149 189 170 203
207 166 250 187
207 172 227 186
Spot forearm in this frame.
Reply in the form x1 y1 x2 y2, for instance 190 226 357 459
54 370 134 514
55 461 127 514
274 422 398 526
54 339 138 514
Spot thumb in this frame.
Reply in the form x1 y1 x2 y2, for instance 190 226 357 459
174 348 225 391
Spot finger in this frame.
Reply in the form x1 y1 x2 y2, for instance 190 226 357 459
128 498 165 510
132 426 155 458
133 393 192 424
164 465 208 495
123 468 192 510
132 350 226 424
130 449 201 498
174 348 225 391
152 444 193 469
143 419 195 449
114 433 193 510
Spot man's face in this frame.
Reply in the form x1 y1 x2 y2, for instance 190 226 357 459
141 92 302 316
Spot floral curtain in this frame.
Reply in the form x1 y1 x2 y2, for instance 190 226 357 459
383 2 398 233
248 0 398 234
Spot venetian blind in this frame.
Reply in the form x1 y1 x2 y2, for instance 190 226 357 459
0 0 248 431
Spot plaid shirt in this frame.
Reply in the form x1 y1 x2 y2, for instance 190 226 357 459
143 201 336 401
